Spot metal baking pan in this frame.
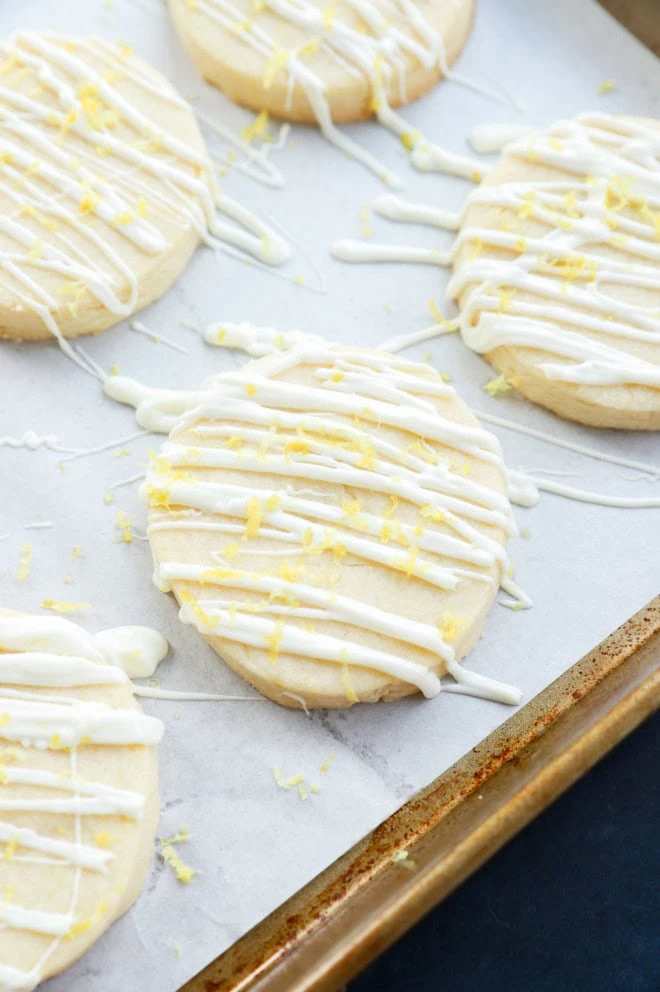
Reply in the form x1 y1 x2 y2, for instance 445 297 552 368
184 596 660 992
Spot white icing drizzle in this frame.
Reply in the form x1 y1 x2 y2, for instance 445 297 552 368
331 240 451 266
381 320 458 353
57 430 149 464
132 685 268 701
107 471 147 492
410 141 489 180
94 626 169 678
449 114 660 390
0 696 162 748
22 522 52 531
468 122 534 154
201 321 323 355
0 31 290 366
0 823 112 872
144 343 525 705
373 194 462 230
507 469 660 510
103 375 201 434
189 0 491 187
0 432 72 453
0 613 165 987
475 410 660 480
131 320 190 355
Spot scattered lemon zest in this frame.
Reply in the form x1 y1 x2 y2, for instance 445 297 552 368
115 511 133 543
41 600 91 615
3 836 19 862
17 542 32 582
340 651 359 704
320 755 335 775
263 47 289 89
65 900 108 938
241 109 269 143
265 619 284 663
359 203 373 238
94 832 114 849
160 828 197 884
484 374 515 397
438 611 467 644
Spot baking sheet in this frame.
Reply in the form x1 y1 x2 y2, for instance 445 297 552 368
0 0 658 989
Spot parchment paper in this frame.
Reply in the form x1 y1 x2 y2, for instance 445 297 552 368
0 0 658 989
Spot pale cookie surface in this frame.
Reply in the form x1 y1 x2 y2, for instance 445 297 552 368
450 113 660 430
0 31 211 343
0 610 163 991
168 0 474 124
144 342 521 710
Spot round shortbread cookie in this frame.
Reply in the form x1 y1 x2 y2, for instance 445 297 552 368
168 0 475 124
450 113 660 430
144 342 519 710
0 610 163 990
0 31 211 342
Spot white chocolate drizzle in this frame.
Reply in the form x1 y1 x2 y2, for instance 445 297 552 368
450 114 660 390
0 432 71 453
475 410 660 480
331 240 451 266
186 0 491 187
131 320 190 355
94 626 169 678
373 194 462 230
0 613 164 990
143 343 526 705
468 122 534 154
507 469 660 510
200 321 324 355
103 375 202 434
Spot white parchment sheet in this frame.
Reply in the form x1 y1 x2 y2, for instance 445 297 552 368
0 0 658 989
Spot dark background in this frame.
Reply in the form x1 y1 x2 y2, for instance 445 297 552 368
350 712 659 992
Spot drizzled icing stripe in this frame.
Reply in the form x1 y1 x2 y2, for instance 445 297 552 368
450 114 660 390
0 823 112 872
0 31 289 369
199 320 323 355
0 614 164 986
144 343 525 705
181 0 488 187
0 696 162 748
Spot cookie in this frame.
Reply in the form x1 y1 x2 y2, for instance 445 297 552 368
168 0 475 124
0 610 163 989
144 342 521 710
0 31 212 343
450 113 660 429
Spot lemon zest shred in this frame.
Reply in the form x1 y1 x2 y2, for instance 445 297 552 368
41 600 91 615
17 542 32 582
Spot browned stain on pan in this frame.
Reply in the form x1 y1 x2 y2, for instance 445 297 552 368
181 598 659 992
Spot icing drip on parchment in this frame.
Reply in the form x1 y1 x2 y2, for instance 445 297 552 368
0 614 164 992
0 432 73 454
467 122 533 154
199 321 324 355
331 191 459 265
143 343 527 705
451 114 660 389
0 31 289 372
185 0 490 187
507 469 660 510
94 625 169 678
